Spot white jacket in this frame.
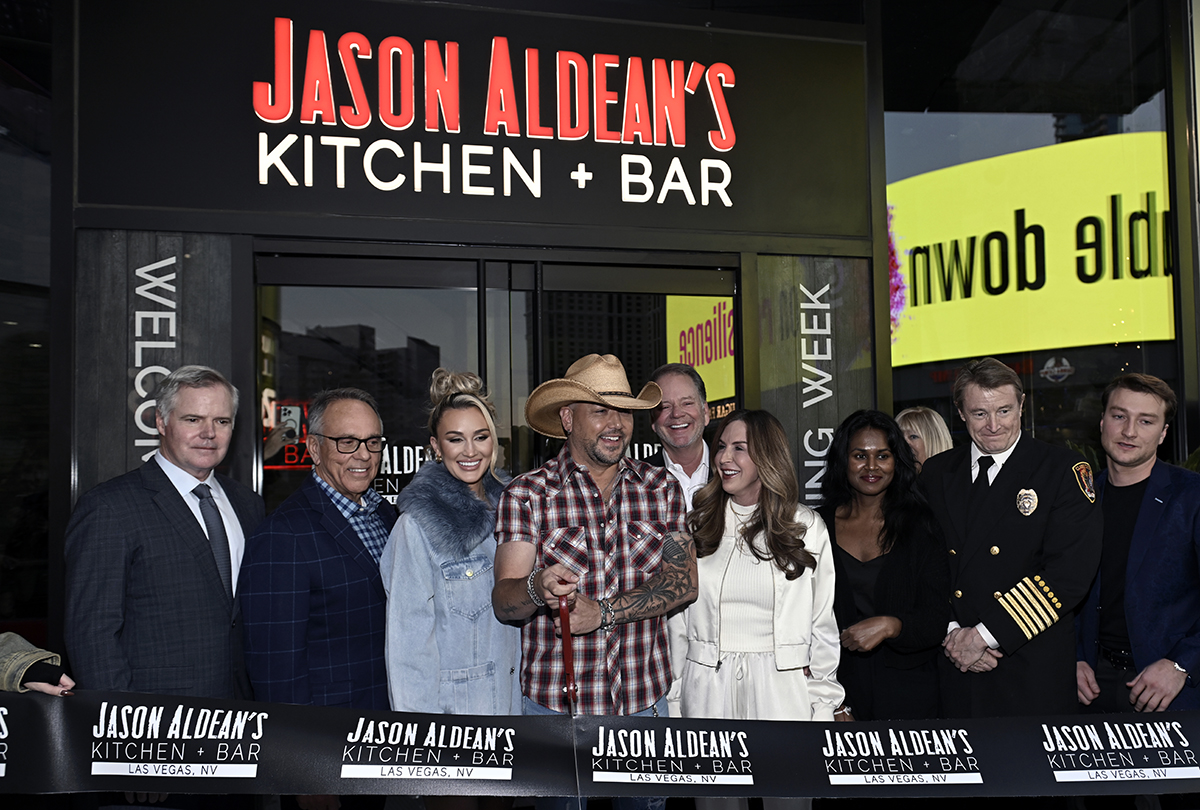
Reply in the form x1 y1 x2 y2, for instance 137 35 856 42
668 504 843 719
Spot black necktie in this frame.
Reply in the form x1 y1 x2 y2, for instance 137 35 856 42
193 483 232 599
969 455 994 512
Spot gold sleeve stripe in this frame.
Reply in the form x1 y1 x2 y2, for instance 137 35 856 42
1005 588 1045 634
997 595 1034 640
1022 576 1060 622
1014 581 1052 630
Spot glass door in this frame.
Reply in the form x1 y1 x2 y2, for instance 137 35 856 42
255 249 737 507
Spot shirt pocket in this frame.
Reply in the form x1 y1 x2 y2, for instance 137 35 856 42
627 521 667 573
440 555 495 620
542 526 590 576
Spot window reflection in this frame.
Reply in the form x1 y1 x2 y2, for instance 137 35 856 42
259 286 478 509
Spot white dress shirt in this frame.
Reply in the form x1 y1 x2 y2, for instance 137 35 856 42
662 441 710 511
154 452 247 594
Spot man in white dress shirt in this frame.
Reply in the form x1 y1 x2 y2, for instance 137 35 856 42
645 363 711 510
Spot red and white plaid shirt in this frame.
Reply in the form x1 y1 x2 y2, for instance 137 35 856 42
496 446 686 715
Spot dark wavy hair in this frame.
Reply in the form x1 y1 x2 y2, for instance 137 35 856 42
688 409 815 579
819 409 936 555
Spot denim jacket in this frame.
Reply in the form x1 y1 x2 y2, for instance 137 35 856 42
380 461 521 714
0 632 59 692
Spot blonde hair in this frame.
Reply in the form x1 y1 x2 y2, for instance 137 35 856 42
427 368 502 479
895 405 953 458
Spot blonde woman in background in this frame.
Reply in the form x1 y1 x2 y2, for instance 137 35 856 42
895 405 953 471
381 368 519 810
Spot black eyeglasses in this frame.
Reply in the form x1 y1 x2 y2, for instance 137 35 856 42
312 433 386 454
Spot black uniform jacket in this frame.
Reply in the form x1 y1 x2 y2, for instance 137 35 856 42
921 433 1102 718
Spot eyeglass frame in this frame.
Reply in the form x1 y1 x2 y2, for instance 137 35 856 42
311 433 387 454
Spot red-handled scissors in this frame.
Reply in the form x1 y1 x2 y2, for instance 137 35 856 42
559 595 578 715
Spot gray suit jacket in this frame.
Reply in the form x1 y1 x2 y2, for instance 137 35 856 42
64 459 265 698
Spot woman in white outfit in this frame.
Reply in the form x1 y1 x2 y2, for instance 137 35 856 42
669 409 844 810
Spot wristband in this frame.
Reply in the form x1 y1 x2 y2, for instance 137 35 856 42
527 569 546 608
1174 661 1188 674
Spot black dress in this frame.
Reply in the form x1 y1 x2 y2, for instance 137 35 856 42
819 505 949 721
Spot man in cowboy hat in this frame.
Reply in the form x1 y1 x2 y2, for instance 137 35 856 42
493 353 697 734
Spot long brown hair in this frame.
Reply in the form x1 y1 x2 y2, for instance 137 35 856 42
687 410 815 579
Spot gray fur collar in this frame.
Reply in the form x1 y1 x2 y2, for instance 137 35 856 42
396 460 509 558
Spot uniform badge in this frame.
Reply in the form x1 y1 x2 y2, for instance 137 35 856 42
1073 461 1096 503
1016 489 1038 516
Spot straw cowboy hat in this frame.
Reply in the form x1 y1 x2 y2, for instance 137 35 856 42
525 354 661 439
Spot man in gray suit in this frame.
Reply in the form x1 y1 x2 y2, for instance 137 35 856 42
65 365 265 699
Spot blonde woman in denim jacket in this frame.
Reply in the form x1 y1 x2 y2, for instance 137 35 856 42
380 370 520 810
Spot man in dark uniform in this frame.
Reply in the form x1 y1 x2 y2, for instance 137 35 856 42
922 357 1102 717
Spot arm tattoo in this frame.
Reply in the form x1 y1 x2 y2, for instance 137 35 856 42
492 580 539 619
612 530 697 624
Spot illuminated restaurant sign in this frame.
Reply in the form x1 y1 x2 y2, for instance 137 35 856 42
77 0 870 239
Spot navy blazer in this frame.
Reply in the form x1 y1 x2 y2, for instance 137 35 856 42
65 459 265 699
239 475 397 710
1077 461 1200 710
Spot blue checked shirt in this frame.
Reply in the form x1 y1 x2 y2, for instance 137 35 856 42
313 473 390 563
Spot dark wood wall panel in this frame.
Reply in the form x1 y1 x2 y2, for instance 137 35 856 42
73 230 236 501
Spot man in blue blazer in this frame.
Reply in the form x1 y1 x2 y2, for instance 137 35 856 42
240 387 397 713
66 366 264 700
1078 373 1200 712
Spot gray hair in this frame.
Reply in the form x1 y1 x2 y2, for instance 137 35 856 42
308 388 383 436
156 365 239 424
650 363 708 404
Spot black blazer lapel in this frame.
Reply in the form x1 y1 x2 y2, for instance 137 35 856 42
304 478 387 601
140 461 232 610
1127 462 1172 582
941 446 972 546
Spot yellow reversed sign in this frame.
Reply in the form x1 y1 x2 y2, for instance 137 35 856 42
666 296 736 402
888 132 1174 367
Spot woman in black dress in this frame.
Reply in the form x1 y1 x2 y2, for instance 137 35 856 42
818 410 949 721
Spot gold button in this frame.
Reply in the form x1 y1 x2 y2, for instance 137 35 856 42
1048 592 1054 599
466 570 474 577
949 549 957 556
990 546 1000 555
1034 576 1042 582
994 591 1002 599
954 590 963 598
